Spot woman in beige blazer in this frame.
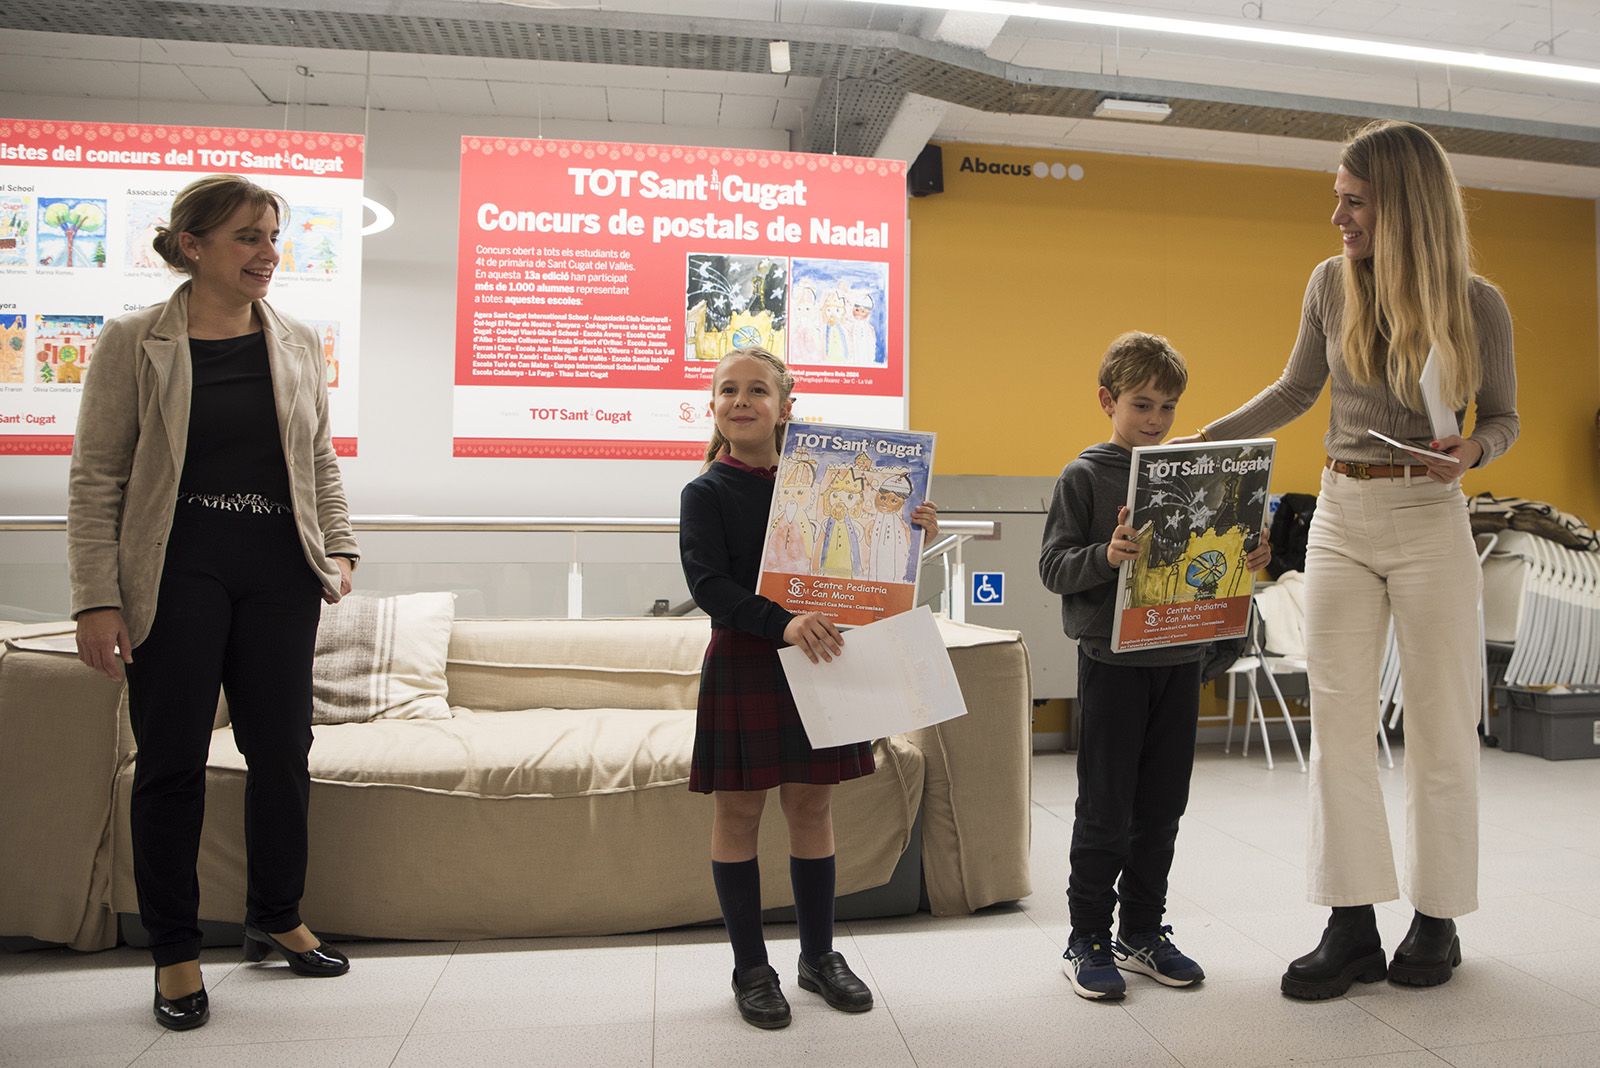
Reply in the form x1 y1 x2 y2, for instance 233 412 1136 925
68 175 360 1031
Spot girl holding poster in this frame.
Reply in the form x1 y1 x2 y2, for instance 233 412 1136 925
679 346 936 1030
69 175 358 1031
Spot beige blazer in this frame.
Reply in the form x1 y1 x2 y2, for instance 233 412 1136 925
67 283 359 647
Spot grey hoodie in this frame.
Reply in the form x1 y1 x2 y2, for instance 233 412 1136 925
1039 442 1204 666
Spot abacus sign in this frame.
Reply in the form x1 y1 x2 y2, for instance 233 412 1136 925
453 138 908 460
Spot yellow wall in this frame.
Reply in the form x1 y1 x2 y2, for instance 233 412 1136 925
909 143 1600 523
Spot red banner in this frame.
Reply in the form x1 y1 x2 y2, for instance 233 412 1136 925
454 139 907 459
0 119 363 179
0 119 365 455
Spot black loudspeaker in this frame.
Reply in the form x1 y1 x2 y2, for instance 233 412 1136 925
908 143 944 197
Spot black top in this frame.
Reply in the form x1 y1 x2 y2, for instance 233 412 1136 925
179 331 292 505
679 458 795 642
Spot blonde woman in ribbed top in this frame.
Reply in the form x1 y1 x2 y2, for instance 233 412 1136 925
1184 120 1517 1000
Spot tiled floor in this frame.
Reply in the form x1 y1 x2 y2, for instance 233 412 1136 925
3 744 1599 1067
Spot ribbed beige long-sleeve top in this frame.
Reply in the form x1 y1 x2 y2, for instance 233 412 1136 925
1202 256 1519 467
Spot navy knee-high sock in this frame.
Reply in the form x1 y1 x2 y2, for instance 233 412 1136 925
790 855 836 965
711 859 767 974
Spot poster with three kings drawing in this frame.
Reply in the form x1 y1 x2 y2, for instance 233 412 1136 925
757 421 935 628
1111 439 1276 653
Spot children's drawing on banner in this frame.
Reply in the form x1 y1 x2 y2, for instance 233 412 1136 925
33 314 103 386
305 319 341 387
787 259 887 367
0 196 31 268
684 254 787 361
280 205 343 275
765 446 818 574
0 314 25 383
125 198 170 269
37 197 108 269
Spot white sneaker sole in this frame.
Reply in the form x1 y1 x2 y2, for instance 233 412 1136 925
1061 957 1126 1000
1115 953 1201 988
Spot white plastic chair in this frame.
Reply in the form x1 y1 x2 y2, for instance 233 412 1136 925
1221 605 1308 772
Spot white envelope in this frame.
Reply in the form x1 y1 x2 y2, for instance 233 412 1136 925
778 606 969 748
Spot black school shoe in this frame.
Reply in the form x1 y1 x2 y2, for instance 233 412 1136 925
1388 912 1461 987
1281 906 1389 1000
798 950 873 1012
733 964 792 1029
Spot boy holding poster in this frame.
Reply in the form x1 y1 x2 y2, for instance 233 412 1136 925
1039 332 1271 1001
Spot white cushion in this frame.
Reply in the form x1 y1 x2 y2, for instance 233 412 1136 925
313 592 456 724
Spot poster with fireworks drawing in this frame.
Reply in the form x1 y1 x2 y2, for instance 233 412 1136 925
1111 439 1276 653
757 421 935 627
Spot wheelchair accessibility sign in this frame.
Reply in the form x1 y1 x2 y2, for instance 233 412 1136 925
971 572 1004 607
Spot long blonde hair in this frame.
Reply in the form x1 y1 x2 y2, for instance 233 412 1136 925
1339 120 1481 410
703 346 795 464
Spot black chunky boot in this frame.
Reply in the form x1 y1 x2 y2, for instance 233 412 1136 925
1281 905 1388 1000
1388 911 1460 987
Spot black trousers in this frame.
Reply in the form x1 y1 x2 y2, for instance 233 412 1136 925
1068 650 1201 939
126 502 323 967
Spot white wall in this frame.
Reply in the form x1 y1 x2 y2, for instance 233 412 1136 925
0 92 788 520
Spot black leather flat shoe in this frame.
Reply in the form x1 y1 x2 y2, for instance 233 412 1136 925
1281 906 1388 1000
1389 912 1461 987
243 926 350 977
797 950 873 1012
153 965 209 1031
732 964 791 1029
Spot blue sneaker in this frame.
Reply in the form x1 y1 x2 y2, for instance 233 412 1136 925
1062 933 1126 1000
1115 925 1206 987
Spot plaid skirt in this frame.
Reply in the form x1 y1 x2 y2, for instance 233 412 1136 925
689 626 875 793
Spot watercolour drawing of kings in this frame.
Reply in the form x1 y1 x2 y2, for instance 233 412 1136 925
759 421 936 627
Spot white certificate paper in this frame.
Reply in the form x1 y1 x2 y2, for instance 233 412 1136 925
1419 348 1460 443
778 606 969 748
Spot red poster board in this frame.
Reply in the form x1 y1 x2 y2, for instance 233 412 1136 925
0 119 365 455
454 139 907 459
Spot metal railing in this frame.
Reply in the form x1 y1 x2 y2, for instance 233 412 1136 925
2 515 997 621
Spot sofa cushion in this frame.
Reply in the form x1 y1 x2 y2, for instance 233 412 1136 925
209 706 697 797
444 618 711 712
313 592 456 724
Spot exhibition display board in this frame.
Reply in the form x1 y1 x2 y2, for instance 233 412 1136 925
454 138 907 459
0 118 365 455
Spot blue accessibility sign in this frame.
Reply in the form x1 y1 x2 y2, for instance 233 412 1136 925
971 571 1004 606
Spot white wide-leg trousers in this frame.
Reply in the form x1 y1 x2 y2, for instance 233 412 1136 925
1303 466 1482 918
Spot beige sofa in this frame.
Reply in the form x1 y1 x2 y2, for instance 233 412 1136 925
0 616 1032 951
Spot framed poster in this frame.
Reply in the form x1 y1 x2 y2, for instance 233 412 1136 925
757 421 935 627
1111 439 1276 652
